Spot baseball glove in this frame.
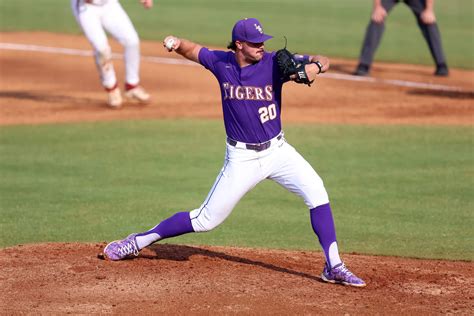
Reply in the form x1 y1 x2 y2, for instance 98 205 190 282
276 47 313 86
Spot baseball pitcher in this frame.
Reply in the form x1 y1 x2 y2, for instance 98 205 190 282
103 18 365 287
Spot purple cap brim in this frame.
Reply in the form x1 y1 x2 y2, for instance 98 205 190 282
247 34 273 44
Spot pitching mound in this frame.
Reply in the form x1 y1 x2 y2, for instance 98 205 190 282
1 243 472 314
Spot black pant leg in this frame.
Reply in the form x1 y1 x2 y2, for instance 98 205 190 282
358 0 399 66
407 0 448 66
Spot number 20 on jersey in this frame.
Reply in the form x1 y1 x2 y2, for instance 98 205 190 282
259 103 277 123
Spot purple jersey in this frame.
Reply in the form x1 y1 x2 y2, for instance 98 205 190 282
198 48 286 144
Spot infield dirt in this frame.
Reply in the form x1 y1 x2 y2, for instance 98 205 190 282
1 32 473 126
0 32 473 314
1 243 473 314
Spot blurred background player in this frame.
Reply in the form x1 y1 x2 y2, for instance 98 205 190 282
354 0 449 77
71 0 153 108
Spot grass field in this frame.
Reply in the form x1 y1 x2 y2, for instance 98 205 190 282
0 0 472 68
1 120 472 260
0 1 473 262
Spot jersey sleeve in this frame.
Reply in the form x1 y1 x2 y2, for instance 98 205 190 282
293 54 310 63
198 47 218 74
198 47 232 76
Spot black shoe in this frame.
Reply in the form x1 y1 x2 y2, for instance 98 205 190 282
353 63 370 76
435 64 449 76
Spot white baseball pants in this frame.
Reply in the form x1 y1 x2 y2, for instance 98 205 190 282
190 134 330 232
71 0 140 88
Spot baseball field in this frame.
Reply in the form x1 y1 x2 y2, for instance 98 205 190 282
1 0 473 314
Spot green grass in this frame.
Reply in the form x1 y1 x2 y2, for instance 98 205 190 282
0 0 472 68
1 120 472 260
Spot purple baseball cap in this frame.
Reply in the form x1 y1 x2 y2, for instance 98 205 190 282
231 18 273 43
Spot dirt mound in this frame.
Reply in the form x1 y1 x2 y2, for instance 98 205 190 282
1 243 472 314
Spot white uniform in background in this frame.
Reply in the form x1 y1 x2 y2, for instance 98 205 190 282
71 0 152 108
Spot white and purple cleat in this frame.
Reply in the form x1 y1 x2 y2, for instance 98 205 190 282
103 234 140 261
321 262 366 287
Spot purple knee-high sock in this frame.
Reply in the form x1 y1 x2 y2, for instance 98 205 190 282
310 203 342 268
135 212 194 249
